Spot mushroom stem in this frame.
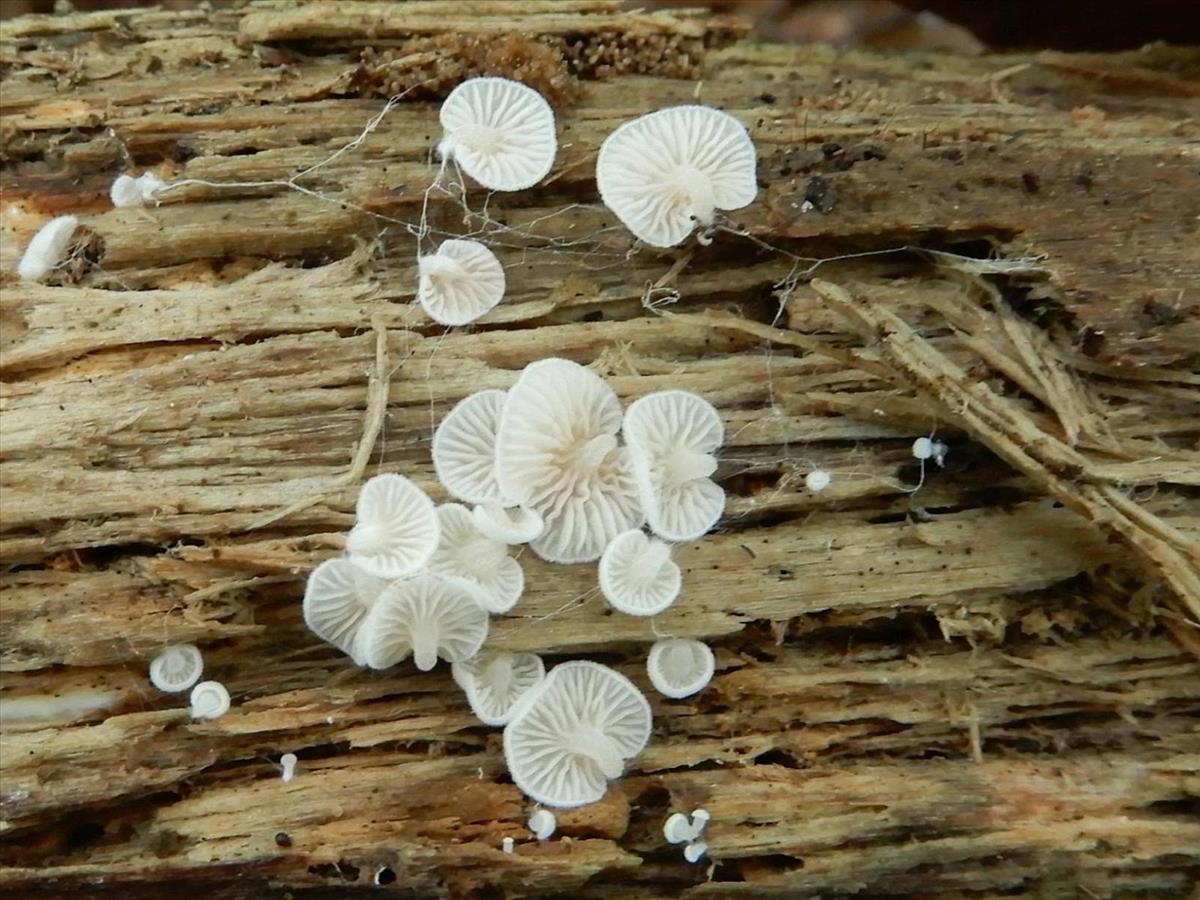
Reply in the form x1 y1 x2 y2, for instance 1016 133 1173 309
579 433 617 470
637 539 673 577
667 448 718 484
575 728 624 779
673 166 716 226
412 627 439 671
346 522 384 557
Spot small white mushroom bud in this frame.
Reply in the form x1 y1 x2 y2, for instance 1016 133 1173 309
683 840 708 863
805 469 831 493
280 752 298 783
528 809 556 841
189 680 231 720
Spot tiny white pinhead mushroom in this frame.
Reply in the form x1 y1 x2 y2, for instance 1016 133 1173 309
452 651 545 726
433 390 508 505
110 172 165 208
597 105 757 248
280 752 298 783
683 841 708 863
472 503 545 544
624 391 724 542
663 812 695 844
912 437 934 460
438 77 557 191
148 643 204 693
501 836 515 854
430 504 524 614
417 239 506 326
599 529 681 617
528 809 557 841
189 680 231 720
495 358 642 564
17 215 79 281
345 474 439 579
646 638 715 699
359 573 489 671
503 660 652 809
302 557 390 664
805 469 831 493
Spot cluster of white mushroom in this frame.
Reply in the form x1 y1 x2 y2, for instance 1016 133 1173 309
664 808 711 862
147 643 231 721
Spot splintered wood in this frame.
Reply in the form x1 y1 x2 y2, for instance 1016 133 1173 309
1 2 1198 898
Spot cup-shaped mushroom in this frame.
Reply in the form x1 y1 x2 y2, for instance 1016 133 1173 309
18 215 79 281
429 504 524 614
451 650 546 726
646 638 715 699
623 390 725 542
472 503 545 545
358 573 489 671
148 643 204 693
345 474 439 579
189 680 231 720
495 359 643 564
303 557 390 665
438 77 557 192
663 812 697 844
528 809 557 841
598 529 681 617
432 390 508 505
417 239 506 326
596 105 757 248
503 660 652 808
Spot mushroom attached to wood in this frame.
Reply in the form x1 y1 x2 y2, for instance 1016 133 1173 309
148 644 204 693
345 474 440 580
433 390 508 505
646 638 715 699
429 503 524 614
358 573 489 671
471 503 545 544
598 529 681 617
303 557 390 665
17 215 79 281
417 239 506 326
452 650 545 726
189 681 231 720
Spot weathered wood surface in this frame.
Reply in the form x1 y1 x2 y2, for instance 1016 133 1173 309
1 2 1198 897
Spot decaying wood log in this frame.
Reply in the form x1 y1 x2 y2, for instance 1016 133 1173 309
1 2 1198 897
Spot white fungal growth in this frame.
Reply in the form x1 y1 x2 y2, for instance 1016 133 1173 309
598 529 681 617
433 390 509 505
623 391 725 542
189 681 231 720
646 638 715 699
528 809 557 841
302 557 390 665
417 239 506 326
501 836 515 854
503 660 652 808
683 841 708 863
358 573 490 671
430 504 525 614
663 812 695 844
472 503 545 545
280 752 298 783
438 77 557 191
452 650 545 726
597 105 757 247
148 643 204 693
912 437 934 460
345 474 440 579
805 469 831 493
110 172 165 208
17 215 78 281
495 359 643 564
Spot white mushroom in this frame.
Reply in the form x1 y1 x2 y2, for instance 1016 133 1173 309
358 573 489 671
438 77 557 191
495 358 642 564
663 812 696 844
472 503 545 544
646 638 715 699
683 841 708 863
17 215 78 281
189 680 231 720
432 390 508 505
430 503 524 614
624 391 724 542
302 557 390 665
598 529 681 617
596 105 757 247
528 809 557 841
346 473 439 579
501 836 515 854
110 172 165 208
148 643 204 693
503 660 652 808
452 651 545 726
417 239 506 326
805 469 831 493
280 752 298 783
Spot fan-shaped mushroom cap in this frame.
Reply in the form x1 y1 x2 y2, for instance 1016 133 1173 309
429 504 524 614
683 841 708 863
417 239 506 326
663 812 696 844
646 638 715 699
528 809 557 841
503 660 652 808
598 529 681 617
472 503 545 544
303 557 390 665
596 105 757 248
624 391 724 542
452 650 545 726
495 359 642 563
18 215 79 281
346 474 439 579
359 573 489 671
438 77 557 192
111 172 165 208
432 390 508 505
148 644 204 693
189 680 231 720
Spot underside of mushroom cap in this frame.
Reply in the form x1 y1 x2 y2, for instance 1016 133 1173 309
596 105 757 247
346 474 440 579
429 503 524 614
433 390 509 505
438 77 557 192
417 239 506 326
496 359 642 563
472 503 544 544
358 573 489 671
303 557 390 664
598 529 681 616
452 651 545 726
503 660 652 808
646 638 715 699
